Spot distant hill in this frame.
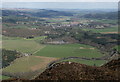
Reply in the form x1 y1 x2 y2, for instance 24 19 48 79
82 12 118 19
2 9 73 17
33 9 73 17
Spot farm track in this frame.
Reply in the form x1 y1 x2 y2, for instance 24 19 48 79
32 45 46 55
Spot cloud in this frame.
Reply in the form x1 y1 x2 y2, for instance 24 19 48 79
2 0 119 2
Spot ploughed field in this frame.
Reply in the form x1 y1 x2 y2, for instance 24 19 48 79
2 36 106 79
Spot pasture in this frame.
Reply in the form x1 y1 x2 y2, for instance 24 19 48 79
59 59 106 66
114 45 120 51
3 24 40 28
82 27 118 34
2 36 107 79
93 19 117 24
2 36 45 54
35 44 104 58
0 75 10 80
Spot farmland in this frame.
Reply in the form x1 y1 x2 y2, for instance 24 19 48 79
1 8 119 80
2 40 106 79
114 45 120 51
2 36 46 54
35 44 104 58
82 26 118 33
0 75 10 80
2 35 108 79
3 36 104 59
2 56 57 79
91 19 117 24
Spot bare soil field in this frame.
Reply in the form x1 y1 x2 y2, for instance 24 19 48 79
2 56 58 79
30 56 58 71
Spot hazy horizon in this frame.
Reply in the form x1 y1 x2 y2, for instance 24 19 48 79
2 2 118 10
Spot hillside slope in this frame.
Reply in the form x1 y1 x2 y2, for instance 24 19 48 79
2 57 120 81
35 60 119 80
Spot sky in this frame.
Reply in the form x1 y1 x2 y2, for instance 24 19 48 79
2 0 119 9
2 2 118 9
2 0 120 2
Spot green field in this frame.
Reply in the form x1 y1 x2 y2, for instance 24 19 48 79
82 27 118 33
35 44 104 58
59 59 106 66
2 36 106 79
114 45 120 51
3 36 46 54
92 19 117 24
0 75 10 80
3 24 41 28
47 16 70 23
2 36 46 41
3 36 104 59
